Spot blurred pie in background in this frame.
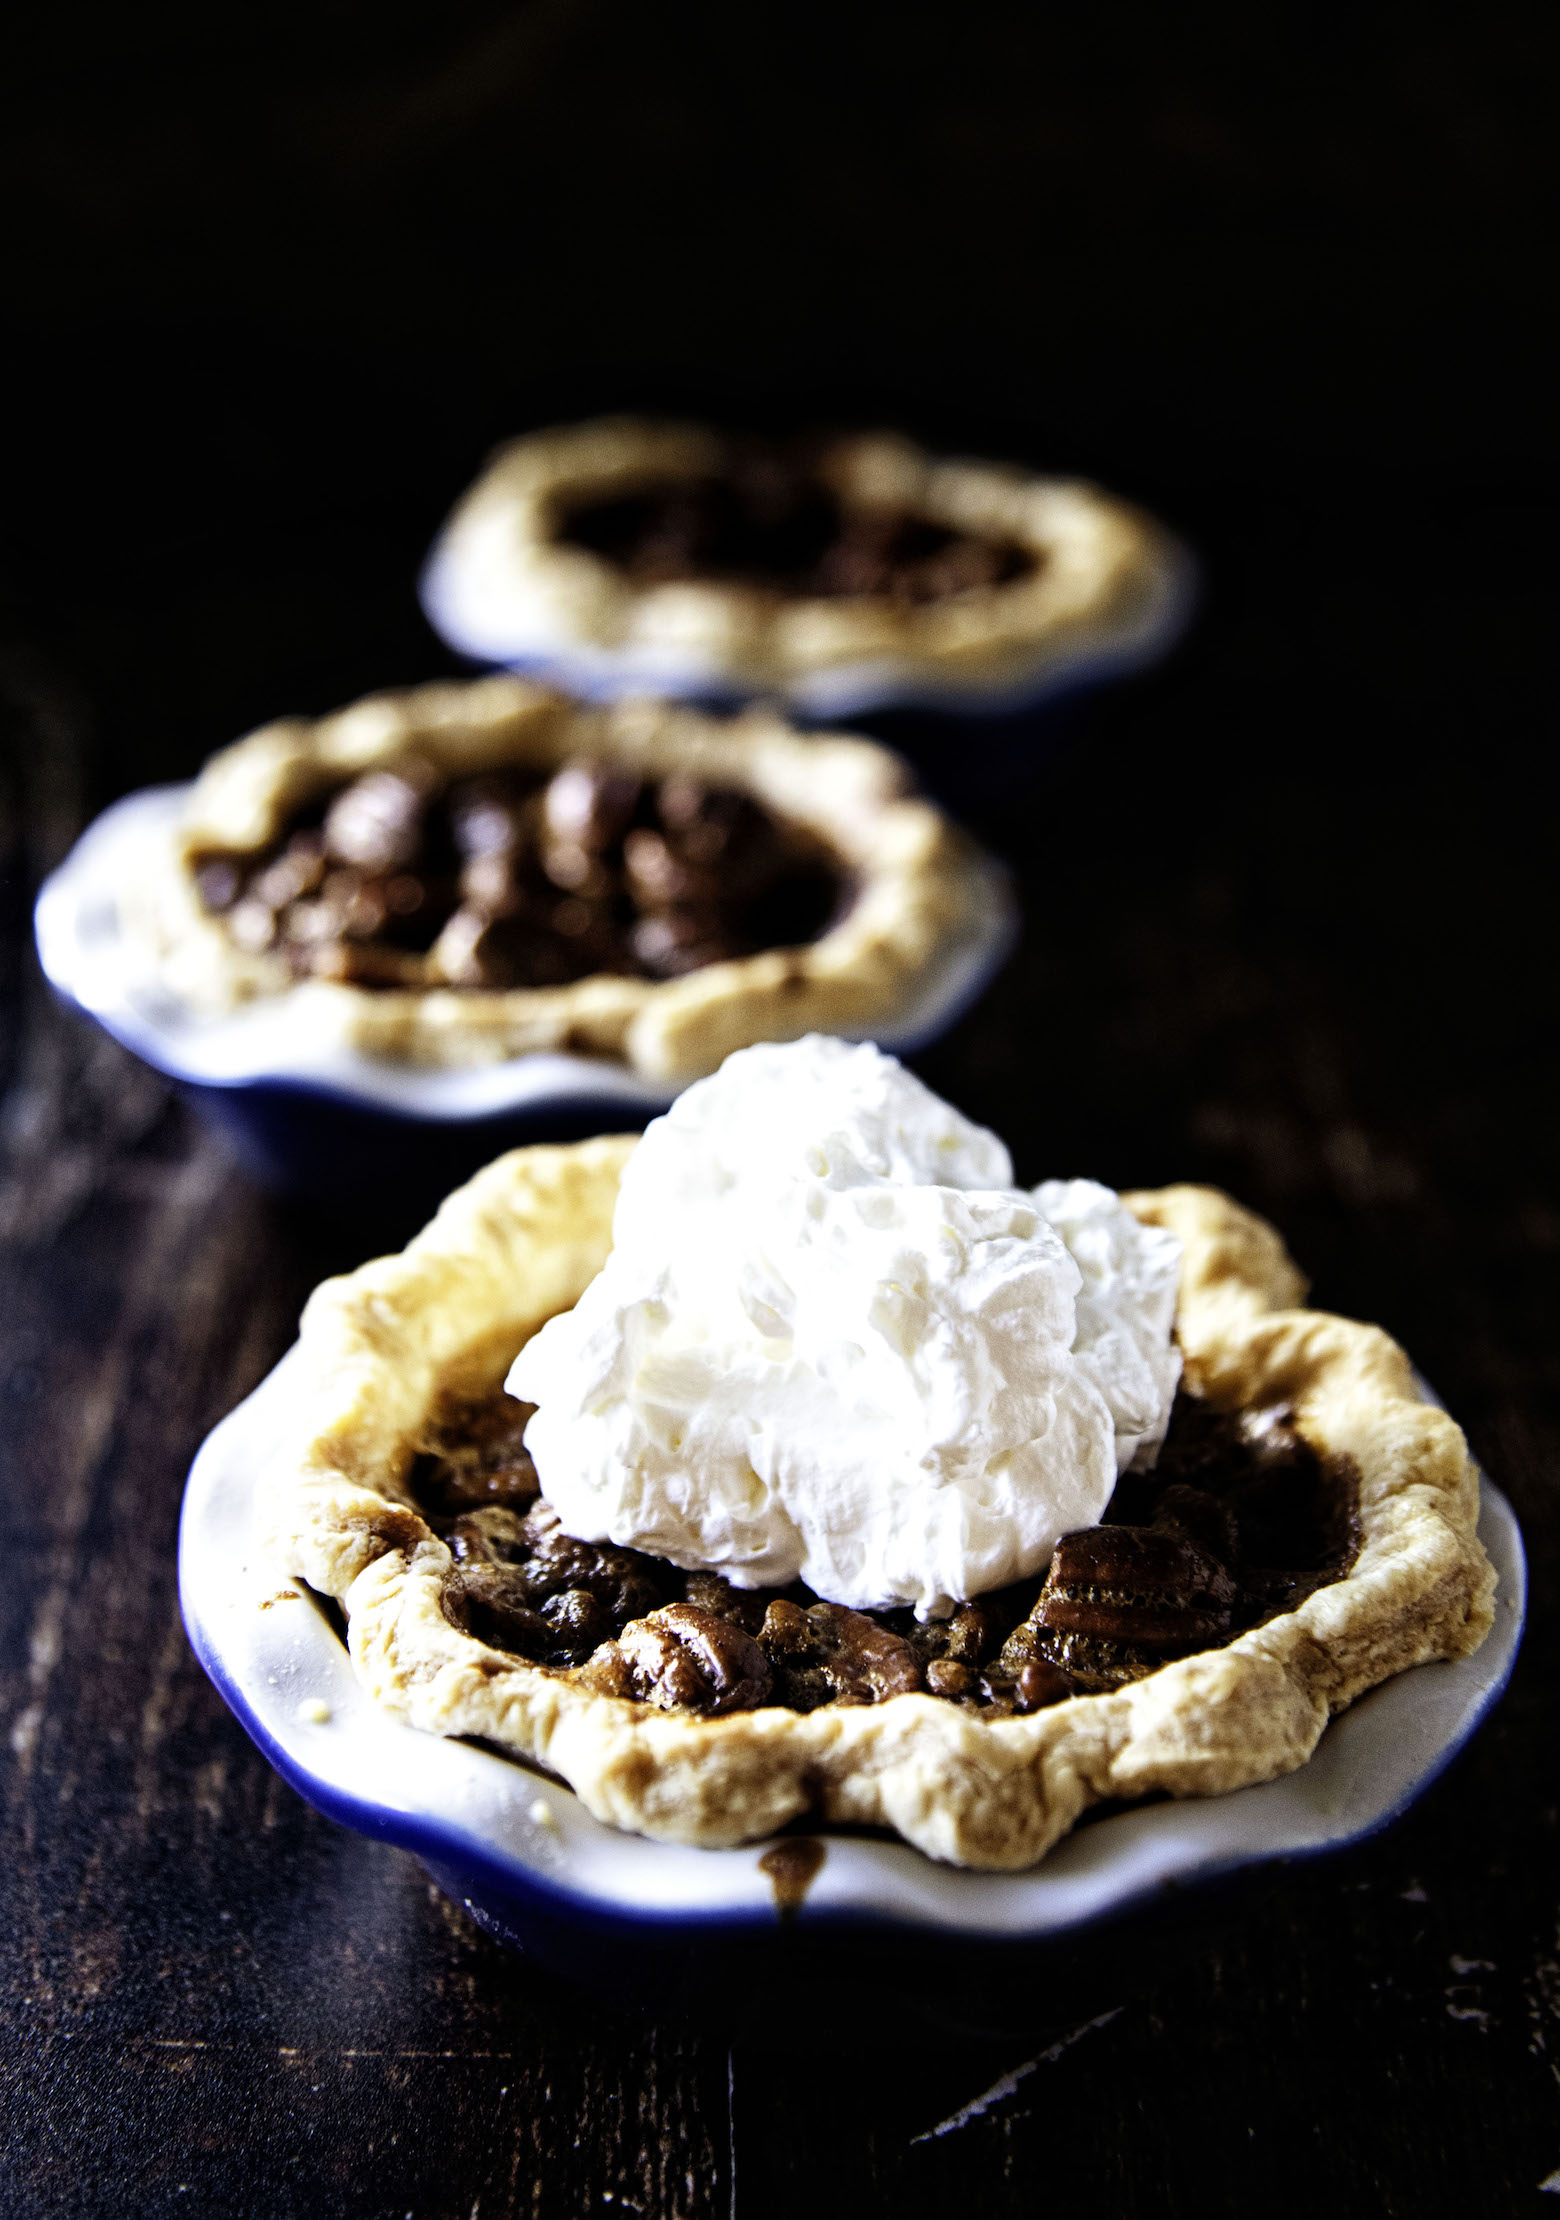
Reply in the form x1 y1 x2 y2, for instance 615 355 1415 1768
421 419 1190 716
124 674 1005 1081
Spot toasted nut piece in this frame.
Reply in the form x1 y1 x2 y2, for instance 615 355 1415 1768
324 767 432 872
595 1602 773 1715
1014 1659 1074 1712
1038 1525 1236 1649
543 762 640 851
760 1597 923 1706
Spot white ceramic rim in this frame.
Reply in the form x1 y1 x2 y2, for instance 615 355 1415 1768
34 788 1016 1120
180 1349 1525 1940
418 536 1200 718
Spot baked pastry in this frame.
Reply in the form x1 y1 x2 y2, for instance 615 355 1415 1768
264 1046 1495 1871
126 676 999 1080
420 419 1188 712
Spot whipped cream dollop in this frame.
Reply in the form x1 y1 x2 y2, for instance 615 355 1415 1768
508 1036 1182 1617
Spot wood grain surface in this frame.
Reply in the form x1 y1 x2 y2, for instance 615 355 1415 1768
0 11 1555 2194
2 449 1556 2217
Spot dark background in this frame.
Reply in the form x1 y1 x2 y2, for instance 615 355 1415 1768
1 4 1557 2215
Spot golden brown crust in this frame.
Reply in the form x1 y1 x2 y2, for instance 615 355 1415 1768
124 675 996 1080
429 417 1183 698
261 1150 1495 1869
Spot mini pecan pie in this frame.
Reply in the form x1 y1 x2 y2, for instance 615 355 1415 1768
127 677 997 1078
421 419 1186 708
263 1142 1495 1870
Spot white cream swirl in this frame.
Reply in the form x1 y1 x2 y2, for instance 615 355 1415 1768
509 1036 1181 1617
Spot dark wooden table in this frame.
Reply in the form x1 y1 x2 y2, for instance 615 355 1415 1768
1 460 1556 2216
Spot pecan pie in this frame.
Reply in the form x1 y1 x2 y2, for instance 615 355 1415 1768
127 676 998 1078
263 1141 1495 1869
421 419 1186 708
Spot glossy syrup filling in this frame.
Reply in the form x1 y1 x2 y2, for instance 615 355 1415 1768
191 758 847 993
410 1385 1360 1720
554 442 1039 607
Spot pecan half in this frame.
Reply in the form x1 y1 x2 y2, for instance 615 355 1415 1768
323 766 432 873
759 1598 924 1709
542 762 641 852
433 1491 671 1657
448 777 529 861
681 1570 768 1636
1036 1526 1236 1649
537 1586 614 1663
442 1565 552 1661
998 1618 1167 1696
622 827 719 910
582 1602 773 1714
892 1597 1005 1671
444 1506 530 1565
444 1566 615 1668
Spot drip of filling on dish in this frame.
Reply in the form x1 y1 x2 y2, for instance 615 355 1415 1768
189 759 847 992
553 442 1039 606
411 1387 1360 1718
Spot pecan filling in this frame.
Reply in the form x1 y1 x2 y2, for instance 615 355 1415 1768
191 759 845 992
409 1386 1360 1719
554 442 1038 606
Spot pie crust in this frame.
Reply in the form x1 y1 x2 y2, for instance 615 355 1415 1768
262 1141 1496 1870
126 676 995 1080
422 418 1185 705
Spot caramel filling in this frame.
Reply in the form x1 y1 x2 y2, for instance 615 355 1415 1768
192 759 845 993
410 1386 1360 1719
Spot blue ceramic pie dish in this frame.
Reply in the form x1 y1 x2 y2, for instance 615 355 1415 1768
179 1349 1524 1986
35 786 1015 1205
